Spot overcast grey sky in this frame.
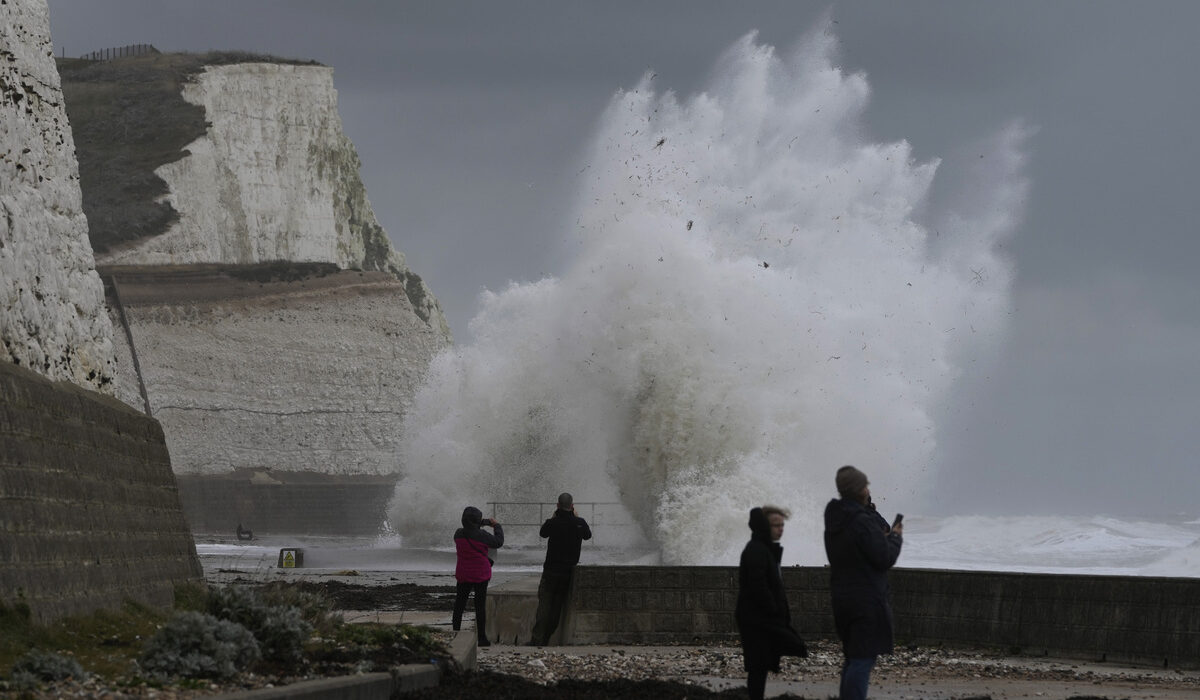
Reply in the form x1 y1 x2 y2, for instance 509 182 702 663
45 1 1200 518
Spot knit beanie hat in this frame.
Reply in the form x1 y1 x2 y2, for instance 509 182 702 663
836 465 868 498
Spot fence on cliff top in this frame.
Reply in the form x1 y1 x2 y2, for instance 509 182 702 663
81 44 159 61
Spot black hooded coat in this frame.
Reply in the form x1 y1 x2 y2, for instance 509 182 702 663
736 508 808 673
823 497 902 657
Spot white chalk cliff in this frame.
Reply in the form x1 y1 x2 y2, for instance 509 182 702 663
95 61 448 337
107 266 448 476
71 57 452 478
0 0 117 392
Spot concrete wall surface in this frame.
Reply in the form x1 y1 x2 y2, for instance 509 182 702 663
566 565 1200 668
0 361 203 621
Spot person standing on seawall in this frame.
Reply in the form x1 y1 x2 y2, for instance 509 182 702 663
529 492 592 646
824 465 903 700
453 506 504 647
737 505 809 700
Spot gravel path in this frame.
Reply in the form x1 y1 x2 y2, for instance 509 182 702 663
473 639 1200 700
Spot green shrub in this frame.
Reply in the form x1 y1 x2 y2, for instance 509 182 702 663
206 586 312 665
139 611 260 679
11 649 87 682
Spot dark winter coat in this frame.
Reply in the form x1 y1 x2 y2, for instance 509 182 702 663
539 508 592 574
736 508 808 673
454 506 504 583
823 497 902 657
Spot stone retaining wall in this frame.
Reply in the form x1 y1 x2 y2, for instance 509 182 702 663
565 565 1200 668
0 361 202 621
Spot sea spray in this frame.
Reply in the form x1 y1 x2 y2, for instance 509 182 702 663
389 23 1028 565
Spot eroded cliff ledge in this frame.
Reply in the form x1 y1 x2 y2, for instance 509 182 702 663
101 262 446 478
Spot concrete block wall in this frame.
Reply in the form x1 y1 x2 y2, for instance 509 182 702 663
891 569 1200 668
566 565 1200 668
565 566 743 644
1 361 203 622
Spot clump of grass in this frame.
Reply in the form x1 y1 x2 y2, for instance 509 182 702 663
0 596 166 680
308 621 444 674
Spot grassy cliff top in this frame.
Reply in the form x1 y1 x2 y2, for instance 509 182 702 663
57 52 323 255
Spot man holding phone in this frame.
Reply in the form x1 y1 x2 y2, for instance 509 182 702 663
529 492 592 646
823 465 903 700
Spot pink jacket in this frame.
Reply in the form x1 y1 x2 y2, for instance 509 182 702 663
454 506 504 583
455 536 494 582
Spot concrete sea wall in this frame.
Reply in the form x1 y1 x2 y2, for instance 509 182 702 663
0 361 202 622
564 565 1200 669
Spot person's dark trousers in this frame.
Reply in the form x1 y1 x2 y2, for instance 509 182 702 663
530 569 572 645
746 666 768 700
452 580 489 643
839 656 876 700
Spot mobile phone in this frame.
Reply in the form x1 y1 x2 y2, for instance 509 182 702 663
892 513 904 529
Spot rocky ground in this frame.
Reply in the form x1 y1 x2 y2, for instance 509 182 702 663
453 639 1200 699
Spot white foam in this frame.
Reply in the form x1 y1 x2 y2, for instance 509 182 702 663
900 514 1200 576
389 22 1028 564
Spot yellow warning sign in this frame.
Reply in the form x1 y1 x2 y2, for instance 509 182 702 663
277 547 303 568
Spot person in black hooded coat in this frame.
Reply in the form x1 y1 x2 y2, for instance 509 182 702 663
736 506 808 700
823 465 903 700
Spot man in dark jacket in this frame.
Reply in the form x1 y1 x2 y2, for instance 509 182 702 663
737 506 808 700
824 465 903 700
529 492 592 645
453 506 504 646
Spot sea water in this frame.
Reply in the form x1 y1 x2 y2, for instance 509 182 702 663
194 515 1200 578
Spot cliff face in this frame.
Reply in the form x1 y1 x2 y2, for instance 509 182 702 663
0 1 116 392
90 61 449 336
104 264 448 477
56 55 453 490
0 0 201 622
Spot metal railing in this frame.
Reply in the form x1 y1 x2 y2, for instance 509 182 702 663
485 501 621 526
484 501 640 546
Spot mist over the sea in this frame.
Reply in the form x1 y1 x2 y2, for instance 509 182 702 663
389 23 1029 565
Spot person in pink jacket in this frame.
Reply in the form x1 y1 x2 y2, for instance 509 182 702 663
453 506 504 646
